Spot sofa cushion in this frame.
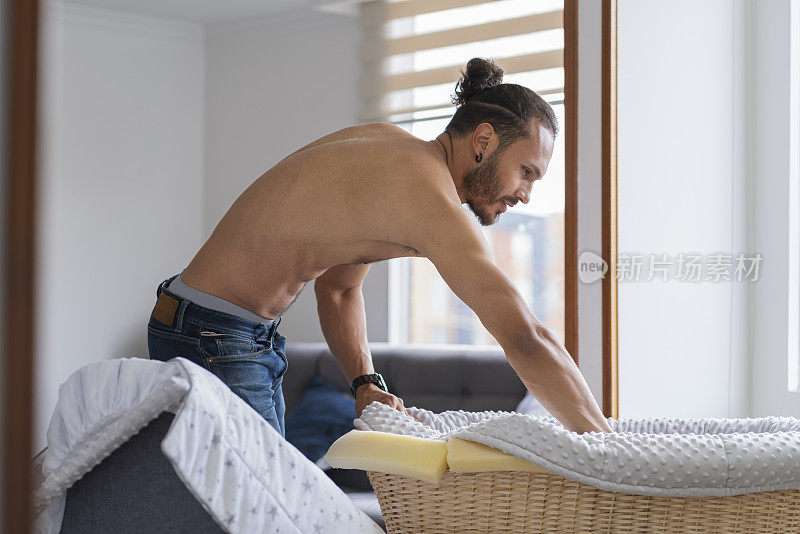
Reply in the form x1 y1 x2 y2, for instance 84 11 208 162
285 377 356 463
61 412 224 533
283 342 527 415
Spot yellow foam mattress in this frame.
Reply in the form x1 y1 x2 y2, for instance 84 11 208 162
323 430 549 483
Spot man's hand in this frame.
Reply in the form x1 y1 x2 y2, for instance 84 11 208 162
355 383 407 418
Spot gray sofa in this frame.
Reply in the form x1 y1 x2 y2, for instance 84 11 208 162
58 342 526 532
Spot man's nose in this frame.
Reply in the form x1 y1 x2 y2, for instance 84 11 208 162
516 186 531 205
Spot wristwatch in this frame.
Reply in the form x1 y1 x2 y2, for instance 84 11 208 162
350 373 387 398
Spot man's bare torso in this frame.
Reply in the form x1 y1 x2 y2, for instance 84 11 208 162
180 123 456 320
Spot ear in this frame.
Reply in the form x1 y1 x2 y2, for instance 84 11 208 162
471 123 495 156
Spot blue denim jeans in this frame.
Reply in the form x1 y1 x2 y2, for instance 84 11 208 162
147 274 288 437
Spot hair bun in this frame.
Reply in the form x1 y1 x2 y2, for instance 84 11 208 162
452 57 504 106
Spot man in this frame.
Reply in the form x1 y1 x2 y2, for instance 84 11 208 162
147 57 613 438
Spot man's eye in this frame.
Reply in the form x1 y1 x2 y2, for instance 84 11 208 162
523 167 531 176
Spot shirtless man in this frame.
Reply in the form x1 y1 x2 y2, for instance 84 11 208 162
147 58 613 438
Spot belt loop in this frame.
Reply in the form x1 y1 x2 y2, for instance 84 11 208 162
268 314 282 340
174 299 190 332
158 274 179 299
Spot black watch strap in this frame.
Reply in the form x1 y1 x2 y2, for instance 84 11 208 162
350 373 387 398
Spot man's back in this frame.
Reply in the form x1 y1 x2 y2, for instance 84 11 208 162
180 123 453 320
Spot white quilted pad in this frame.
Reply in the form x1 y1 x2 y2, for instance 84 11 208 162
34 358 383 534
355 401 800 497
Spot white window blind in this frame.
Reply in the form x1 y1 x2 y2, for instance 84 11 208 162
358 0 565 124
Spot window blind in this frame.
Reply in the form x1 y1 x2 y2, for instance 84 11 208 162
359 0 565 124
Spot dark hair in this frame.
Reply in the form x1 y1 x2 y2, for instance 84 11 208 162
445 57 559 151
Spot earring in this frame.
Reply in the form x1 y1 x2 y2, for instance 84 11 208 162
475 153 483 163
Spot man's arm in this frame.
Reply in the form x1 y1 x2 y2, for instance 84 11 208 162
314 263 406 417
407 198 612 434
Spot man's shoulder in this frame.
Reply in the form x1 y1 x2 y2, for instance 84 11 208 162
389 162 480 256
391 144 461 204
325 122 414 145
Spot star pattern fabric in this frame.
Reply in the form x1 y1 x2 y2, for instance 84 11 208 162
160 358 384 533
33 357 382 534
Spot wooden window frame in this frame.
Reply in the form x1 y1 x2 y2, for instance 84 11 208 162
564 0 618 420
564 0 578 364
4 0 39 531
601 0 619 419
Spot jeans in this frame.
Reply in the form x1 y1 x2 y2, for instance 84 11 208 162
147 274 288 437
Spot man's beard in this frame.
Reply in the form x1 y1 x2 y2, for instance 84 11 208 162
461 148 505 226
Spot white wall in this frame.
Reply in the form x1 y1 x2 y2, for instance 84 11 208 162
617 0 751 418
750 0 800 417
36 1 205 449
204 10 389 344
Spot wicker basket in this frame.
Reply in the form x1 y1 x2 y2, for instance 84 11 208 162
367 469 800 533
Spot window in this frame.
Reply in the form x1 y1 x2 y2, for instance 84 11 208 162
360 0 566 347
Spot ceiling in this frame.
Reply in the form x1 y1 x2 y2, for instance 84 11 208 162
62 0 361 25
